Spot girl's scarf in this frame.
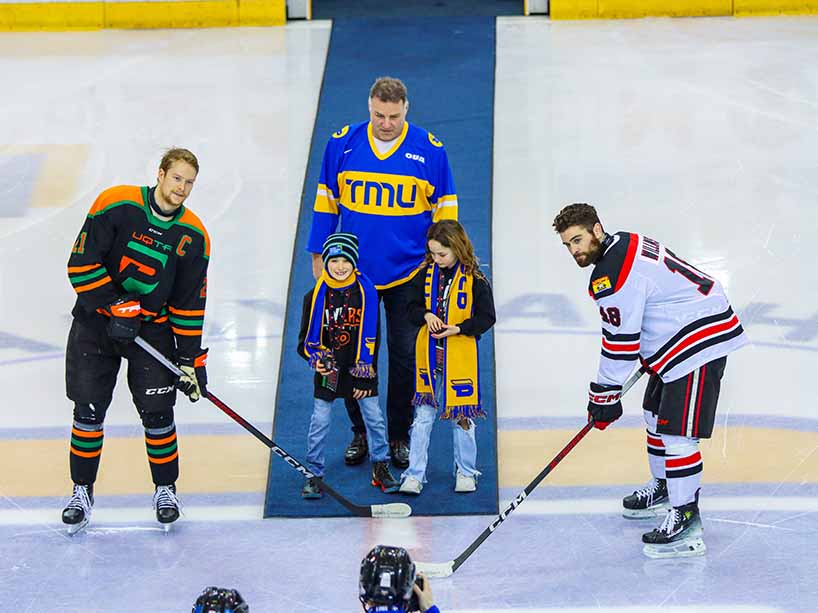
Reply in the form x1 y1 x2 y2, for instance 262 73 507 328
304 269 378 378
413 263 484 420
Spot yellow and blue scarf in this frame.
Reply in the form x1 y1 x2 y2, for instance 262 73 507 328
413 263 484 420
304 270 378 378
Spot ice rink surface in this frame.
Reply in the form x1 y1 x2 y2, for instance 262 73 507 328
1 16 816 612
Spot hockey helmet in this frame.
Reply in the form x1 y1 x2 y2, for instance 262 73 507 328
359 545 416 608
192 586 248 613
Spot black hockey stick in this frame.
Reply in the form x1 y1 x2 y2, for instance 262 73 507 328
415 366 647 577
135 336 412 519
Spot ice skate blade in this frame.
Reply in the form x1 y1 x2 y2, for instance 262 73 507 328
643 537 706 559
66 519 89 536
160 522 175 533
623 503 670 519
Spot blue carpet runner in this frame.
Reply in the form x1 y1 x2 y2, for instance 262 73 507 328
264 16 497 518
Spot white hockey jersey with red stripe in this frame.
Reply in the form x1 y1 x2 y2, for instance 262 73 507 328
589 232 748 386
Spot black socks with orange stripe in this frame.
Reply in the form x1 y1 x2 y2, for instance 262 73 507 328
145 423 179 485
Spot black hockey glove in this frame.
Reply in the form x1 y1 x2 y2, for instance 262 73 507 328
102 296 142 343
587 382 623 430
176 348 208 402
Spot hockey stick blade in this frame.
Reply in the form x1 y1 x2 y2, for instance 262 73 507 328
371 503 413 519
415 561 455 578
413 366 646 575
135 336 413 520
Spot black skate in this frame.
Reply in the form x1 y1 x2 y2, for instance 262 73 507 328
62 483 94 535
372 461 400 494
642 494 705 559
623 478 670 519
153 484 180 530
344 432 368 466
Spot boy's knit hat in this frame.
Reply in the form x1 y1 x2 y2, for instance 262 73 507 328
322 232 359 269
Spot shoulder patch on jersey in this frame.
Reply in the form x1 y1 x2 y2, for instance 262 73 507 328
592 275 612 294
588 232 638 298
428 132 443 147
332 125 350 139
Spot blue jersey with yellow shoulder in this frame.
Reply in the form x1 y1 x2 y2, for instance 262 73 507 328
307 120 458 289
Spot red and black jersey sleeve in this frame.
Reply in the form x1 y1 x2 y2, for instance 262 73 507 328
67 186 141 312
167 208 210 356
589 232 647 387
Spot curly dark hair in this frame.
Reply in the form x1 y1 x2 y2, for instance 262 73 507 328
552 203 601 234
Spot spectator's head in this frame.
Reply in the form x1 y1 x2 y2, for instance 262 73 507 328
322 232 359 282
368 77 409 141
359 545 416 611
192 586 248 613
552 203 606 269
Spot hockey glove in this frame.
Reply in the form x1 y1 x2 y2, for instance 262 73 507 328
103 296 142 343
176 348 208 402
587 382 623 430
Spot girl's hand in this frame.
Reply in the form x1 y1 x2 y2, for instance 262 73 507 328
431 324 460 339
424 312 445 333
352 388 370 400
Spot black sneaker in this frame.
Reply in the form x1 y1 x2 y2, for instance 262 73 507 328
390 440 410 469
302 477 323 499
623 478 670 519
62 483 94 534
344 432 368 466
153 484 181 524
642 492 706 558
372 462 400 493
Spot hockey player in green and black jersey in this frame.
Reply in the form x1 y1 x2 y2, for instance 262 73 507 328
62 148 210 534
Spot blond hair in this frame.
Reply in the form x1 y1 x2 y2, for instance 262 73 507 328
160 148 199 174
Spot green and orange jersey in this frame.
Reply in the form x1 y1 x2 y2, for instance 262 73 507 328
67 185 210 356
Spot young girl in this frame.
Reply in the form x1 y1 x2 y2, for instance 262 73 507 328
400 220 496 494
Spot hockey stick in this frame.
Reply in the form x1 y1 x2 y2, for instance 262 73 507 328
415 366 647 577
135 336 412 519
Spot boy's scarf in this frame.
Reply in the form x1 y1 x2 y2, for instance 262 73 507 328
304 270 378 378
413 263 484 420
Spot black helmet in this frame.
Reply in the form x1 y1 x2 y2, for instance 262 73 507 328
359 545 416 609
192 586 248 613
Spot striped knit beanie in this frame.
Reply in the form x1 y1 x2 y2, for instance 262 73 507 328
322 232 359 269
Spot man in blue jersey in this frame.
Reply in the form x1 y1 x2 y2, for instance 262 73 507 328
308 76 459 469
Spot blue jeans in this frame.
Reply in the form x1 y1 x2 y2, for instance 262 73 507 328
306 395 389 477
402 372 481 484
345 280 417 442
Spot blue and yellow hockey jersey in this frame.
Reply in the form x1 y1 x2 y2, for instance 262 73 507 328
307 120 458 289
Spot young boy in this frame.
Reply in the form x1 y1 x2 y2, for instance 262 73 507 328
297 233 400 497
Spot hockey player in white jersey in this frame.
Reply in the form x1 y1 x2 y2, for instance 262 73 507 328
553 203 748 558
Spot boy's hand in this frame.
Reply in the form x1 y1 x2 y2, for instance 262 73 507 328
352 388 370 400
424 312 445 333
431 324 460 339
315 362 332 376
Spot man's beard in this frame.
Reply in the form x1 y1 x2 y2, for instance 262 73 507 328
575 236 602 268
